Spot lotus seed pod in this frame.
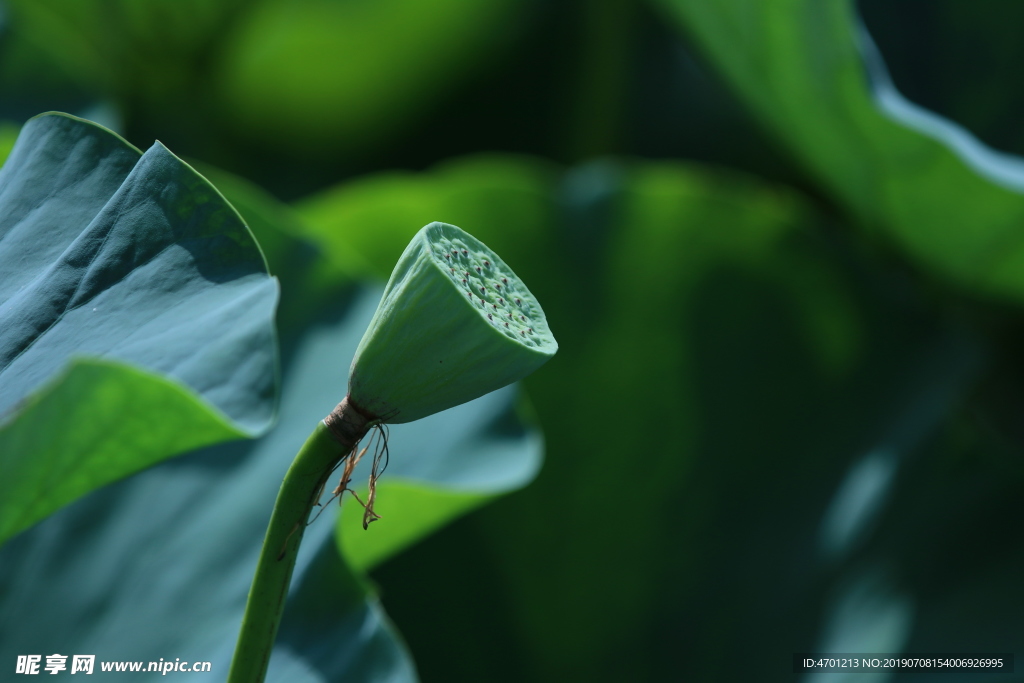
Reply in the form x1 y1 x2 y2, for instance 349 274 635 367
347 222 557 423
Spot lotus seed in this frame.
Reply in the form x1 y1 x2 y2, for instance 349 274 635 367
402 223 556 353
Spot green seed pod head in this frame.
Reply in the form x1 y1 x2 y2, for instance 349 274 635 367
347 222 557 424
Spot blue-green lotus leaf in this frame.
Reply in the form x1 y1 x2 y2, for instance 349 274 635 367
0 112 279 545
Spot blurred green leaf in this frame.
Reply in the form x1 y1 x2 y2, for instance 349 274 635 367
0 122 20 164
4 0 528 160
196 164 364 284
859 1 1024 159
339 481 489 574
491 162 860 679
0 113 279 546
215 0 528 156
294 154 556 279
654 0 1024 304
4 0 249 103
859 409 1024 668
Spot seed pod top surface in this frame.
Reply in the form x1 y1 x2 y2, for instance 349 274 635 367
347 222 556 423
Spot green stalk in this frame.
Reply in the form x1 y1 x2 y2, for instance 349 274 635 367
227 399 369 683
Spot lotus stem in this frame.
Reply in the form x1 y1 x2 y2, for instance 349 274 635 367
227 398 369 683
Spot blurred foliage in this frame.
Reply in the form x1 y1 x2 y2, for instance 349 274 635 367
657 0 1024 305
2 0 1024 681
1 0 533 175
294 155 556 277
215 0 526 156
859 0 1024 159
